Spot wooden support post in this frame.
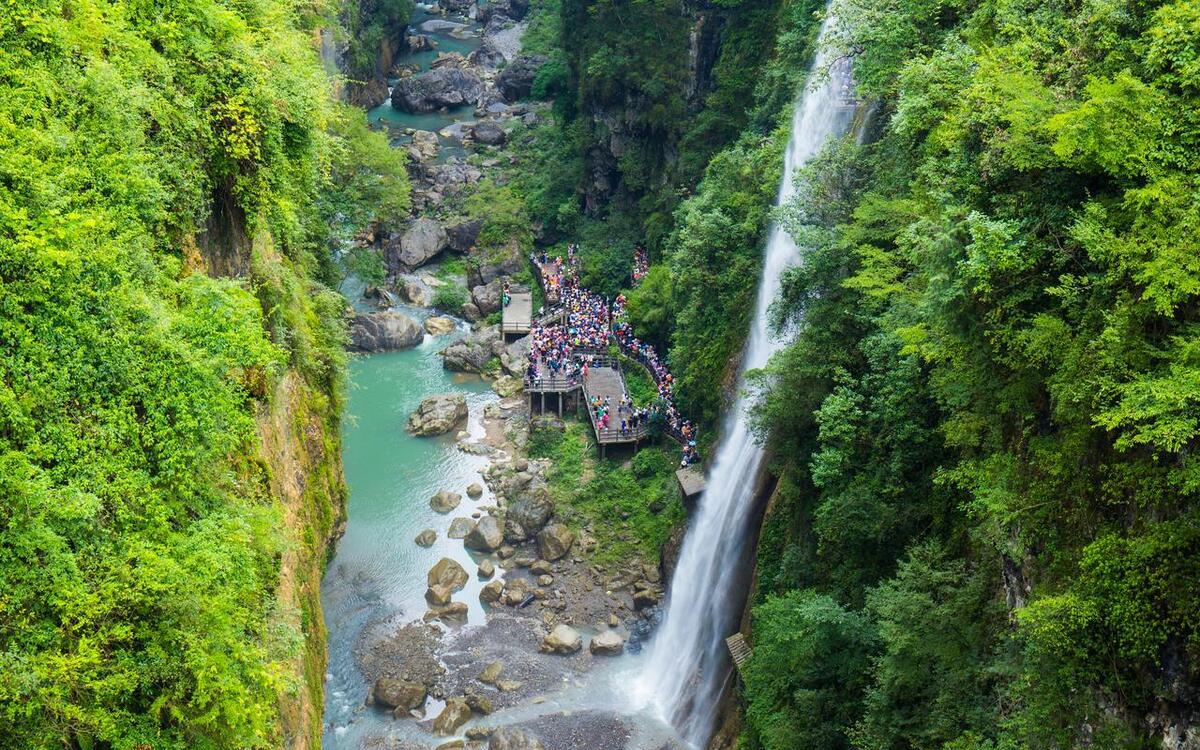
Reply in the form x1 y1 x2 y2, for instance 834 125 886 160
558 393 563 418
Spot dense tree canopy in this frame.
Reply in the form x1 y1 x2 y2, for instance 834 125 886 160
0 0 402 746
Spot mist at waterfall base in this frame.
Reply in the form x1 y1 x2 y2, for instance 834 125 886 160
633 22 857 747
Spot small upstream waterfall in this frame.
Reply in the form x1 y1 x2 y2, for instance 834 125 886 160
637 18 856 747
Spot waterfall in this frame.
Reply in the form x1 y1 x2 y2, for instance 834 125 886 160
637 17 856 747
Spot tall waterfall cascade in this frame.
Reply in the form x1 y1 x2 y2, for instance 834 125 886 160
635 18 857 747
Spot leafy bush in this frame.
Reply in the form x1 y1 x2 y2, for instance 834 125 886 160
432 283 469 312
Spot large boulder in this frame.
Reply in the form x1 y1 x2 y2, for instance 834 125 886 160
372 677 427 711
468 41 507 69
425 601 469 622
536 523 574 562
467 239 524 287
491 375 523 398
464 516 504 552
440 325 503 373
448 517 474 539
425 316 458 336
489 727 547 750
495 55 546 102
430 490 463 513
501 335 531 376
349 311 424 352
388 217 449 271
472 120 507 146
392 66 484 113
446 219 484 253
589 629 626 656
539 624 582 654
471 279 503 315
408 393 468 435
433 697 473 735
427 557 469 605
504 485 555 541
409 129 440 162
415 528 438 547
479 579 505 603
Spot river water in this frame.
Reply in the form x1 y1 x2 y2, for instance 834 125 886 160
320 5 496 746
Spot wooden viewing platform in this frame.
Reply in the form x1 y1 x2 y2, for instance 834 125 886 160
726 633 752 674
501 291 532 336
582 357 649 453
676 466 706 500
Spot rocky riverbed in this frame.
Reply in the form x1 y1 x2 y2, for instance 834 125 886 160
339 370 678 749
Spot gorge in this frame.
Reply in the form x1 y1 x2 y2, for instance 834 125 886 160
4 0 1200 749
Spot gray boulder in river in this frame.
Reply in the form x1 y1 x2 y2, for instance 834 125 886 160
496 55 546 102
465 515 504 551
348 311 424 352
504 485 554 541
407 393 468 435
371 677 426 712
472 120 507 146
471 278 503 315
392 65 484 113
440 325 503 373
536 522 574 561
539 623 582 654
446 218 483 253
430 490 463 513
432 697 472 735
387 217 448 271
588 629 626 656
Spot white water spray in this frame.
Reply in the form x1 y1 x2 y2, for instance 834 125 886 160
636 18 856 747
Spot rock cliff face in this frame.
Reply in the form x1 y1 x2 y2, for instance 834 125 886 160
258 371 347 750
563 0 731 214
342 0 413 108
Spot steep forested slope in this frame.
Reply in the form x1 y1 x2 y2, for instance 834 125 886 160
0 1 405 747
743 0 1200 747
512 0 1200 745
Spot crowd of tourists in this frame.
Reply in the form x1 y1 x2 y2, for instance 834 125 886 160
632 244 649 283
522 244 699 466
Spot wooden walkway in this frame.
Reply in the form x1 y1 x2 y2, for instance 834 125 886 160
583 358 649 450
501 291 532 336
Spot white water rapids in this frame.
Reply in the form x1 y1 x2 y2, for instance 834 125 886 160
634 18 857 747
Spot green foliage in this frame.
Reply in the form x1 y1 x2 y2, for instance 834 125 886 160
624 264 674 349
620 358 659 408
668 132 785 423
742 590 877 750
0 0 365 746
740 0 1200 745
325 104 412 230
528 423 684 566
432 282 469 312
464 179 535 254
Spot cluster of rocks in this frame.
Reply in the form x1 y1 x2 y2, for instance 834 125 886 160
440 323 531 373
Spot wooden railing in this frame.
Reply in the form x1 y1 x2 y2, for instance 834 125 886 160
524 374 582 393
